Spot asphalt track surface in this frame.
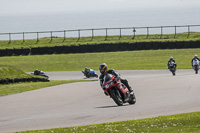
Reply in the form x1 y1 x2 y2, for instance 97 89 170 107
1 70 200 133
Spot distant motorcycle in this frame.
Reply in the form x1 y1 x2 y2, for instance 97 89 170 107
192 59 199 74
102 73 136 106
31 71 49 78
168 61 176 76
82 69 98 78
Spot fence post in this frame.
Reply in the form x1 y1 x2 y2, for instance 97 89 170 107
160 26 163 39
146 27 149 39
105 28 108 41
119 28 121 40
187 25 190 38
174 26 176 38
91 29 94 41
36 32 39 44
63 30 66 43
132 27 136 39
8 33 11 44
23 32 25 43
77 30 80 42
49 31 53 43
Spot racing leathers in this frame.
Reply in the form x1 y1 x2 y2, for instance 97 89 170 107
191 57 200 66
167 59 177 69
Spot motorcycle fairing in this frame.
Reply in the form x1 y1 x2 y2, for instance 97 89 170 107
117 82 128 95
103 74 129 101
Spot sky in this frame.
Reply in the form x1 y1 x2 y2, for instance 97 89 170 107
0 0 199 37
0 0 199 16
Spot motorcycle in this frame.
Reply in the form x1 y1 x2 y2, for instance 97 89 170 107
168 61 176 76
102 73 136 106
82 69 98 78
192 59 199 74
31 71 49 78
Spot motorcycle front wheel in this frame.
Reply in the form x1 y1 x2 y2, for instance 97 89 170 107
195 70 198 74
110 89 123 106
195 66 198 74
172 72 176 76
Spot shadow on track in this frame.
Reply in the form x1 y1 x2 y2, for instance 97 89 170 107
96 104 130 109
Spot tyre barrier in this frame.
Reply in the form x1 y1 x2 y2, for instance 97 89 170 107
30 41 200 55
0 41 199 56
0 77 50 84
0 48 30 57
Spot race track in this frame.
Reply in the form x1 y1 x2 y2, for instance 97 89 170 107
1 70 200 133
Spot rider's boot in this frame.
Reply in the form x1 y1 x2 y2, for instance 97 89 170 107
121 79 134 95
125 84 134 96
128 87 134 96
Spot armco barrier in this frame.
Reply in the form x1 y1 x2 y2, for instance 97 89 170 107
0 41 199 56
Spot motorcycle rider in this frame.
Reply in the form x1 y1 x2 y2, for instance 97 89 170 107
84 67 90 77
34 69 40 75
99 63 134 96
167 57 177 69
191 55 200 67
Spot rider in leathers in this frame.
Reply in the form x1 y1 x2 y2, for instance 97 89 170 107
167 57 177 69
191 55 200 67
84 67 90 77
99 63 134 96
34 69 40 75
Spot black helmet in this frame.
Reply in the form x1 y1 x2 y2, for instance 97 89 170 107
99 63 108 74
170 57 173 60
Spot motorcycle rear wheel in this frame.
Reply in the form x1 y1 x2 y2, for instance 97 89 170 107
110 90 123 106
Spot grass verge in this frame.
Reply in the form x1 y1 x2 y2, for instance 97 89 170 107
0 48 199 72
0 32 200 49
0 80 95 97
16 111 200 133
0 65 34 79
0 65 96 97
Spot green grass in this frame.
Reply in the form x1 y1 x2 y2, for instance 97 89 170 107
0 65 79 96
16 111 200 133
0 65 96 97
0 80 96 97
0 48 198 72
0 65 43 79
0 32 200 49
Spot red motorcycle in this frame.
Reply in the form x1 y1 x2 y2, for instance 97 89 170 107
102 73 136 106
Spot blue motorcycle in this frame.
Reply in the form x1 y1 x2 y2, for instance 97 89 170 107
82 69 98 78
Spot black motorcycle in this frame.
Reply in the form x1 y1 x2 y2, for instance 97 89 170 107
192 59 199 74
31 71 49 78
168 61 176 76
